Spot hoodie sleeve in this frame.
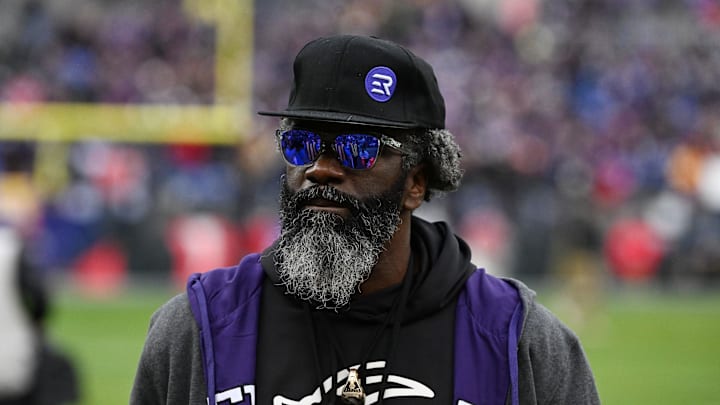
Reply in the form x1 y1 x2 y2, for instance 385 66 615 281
130 293 208 405
514 298 600 405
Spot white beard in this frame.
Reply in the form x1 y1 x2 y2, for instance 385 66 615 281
275 180 404 309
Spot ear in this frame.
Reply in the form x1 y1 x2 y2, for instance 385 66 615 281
403 164 427 211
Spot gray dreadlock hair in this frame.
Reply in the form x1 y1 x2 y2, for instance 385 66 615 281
397 128 463 201
278 118 464 201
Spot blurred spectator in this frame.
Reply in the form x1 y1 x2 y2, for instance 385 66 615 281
0 226 38 401
0 224 78 405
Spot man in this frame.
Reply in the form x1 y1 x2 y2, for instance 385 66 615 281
131 35 600 405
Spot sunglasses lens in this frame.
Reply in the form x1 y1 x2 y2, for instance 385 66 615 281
334 134 381 169
279 130 383 170
280 130 321 166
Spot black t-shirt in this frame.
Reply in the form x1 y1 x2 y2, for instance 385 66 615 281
256 276 457 404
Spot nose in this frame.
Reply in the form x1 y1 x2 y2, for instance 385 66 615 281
305 151 345 185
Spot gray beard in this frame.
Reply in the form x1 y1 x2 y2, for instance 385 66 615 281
275 177 405 309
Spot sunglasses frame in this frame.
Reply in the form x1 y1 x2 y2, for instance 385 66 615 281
275 128 405 170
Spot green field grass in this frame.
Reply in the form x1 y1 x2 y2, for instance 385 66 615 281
46 285 720 405
47 286 177 405
547 290 720 405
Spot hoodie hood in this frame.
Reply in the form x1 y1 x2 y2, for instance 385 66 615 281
261 215 475 322
403 216 475 321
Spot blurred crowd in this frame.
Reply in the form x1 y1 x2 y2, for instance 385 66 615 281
0 0 215 104
1 0 719 296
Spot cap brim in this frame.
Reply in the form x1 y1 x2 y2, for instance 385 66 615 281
257 109 417 129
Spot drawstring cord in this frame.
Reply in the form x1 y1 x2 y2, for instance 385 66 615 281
374 257 414 405
304 302 329 401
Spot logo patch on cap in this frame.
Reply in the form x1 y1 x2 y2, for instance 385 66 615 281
365 66 396 103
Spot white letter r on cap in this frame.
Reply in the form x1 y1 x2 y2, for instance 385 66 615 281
371 74 394 96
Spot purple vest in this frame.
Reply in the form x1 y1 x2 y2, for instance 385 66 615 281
188 253 522 405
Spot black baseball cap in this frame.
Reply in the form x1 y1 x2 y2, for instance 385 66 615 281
258 35 445 129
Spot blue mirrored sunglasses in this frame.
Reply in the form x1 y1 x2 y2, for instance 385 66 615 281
276 129 404 170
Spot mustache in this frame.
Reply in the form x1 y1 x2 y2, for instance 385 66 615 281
286 184 365 213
